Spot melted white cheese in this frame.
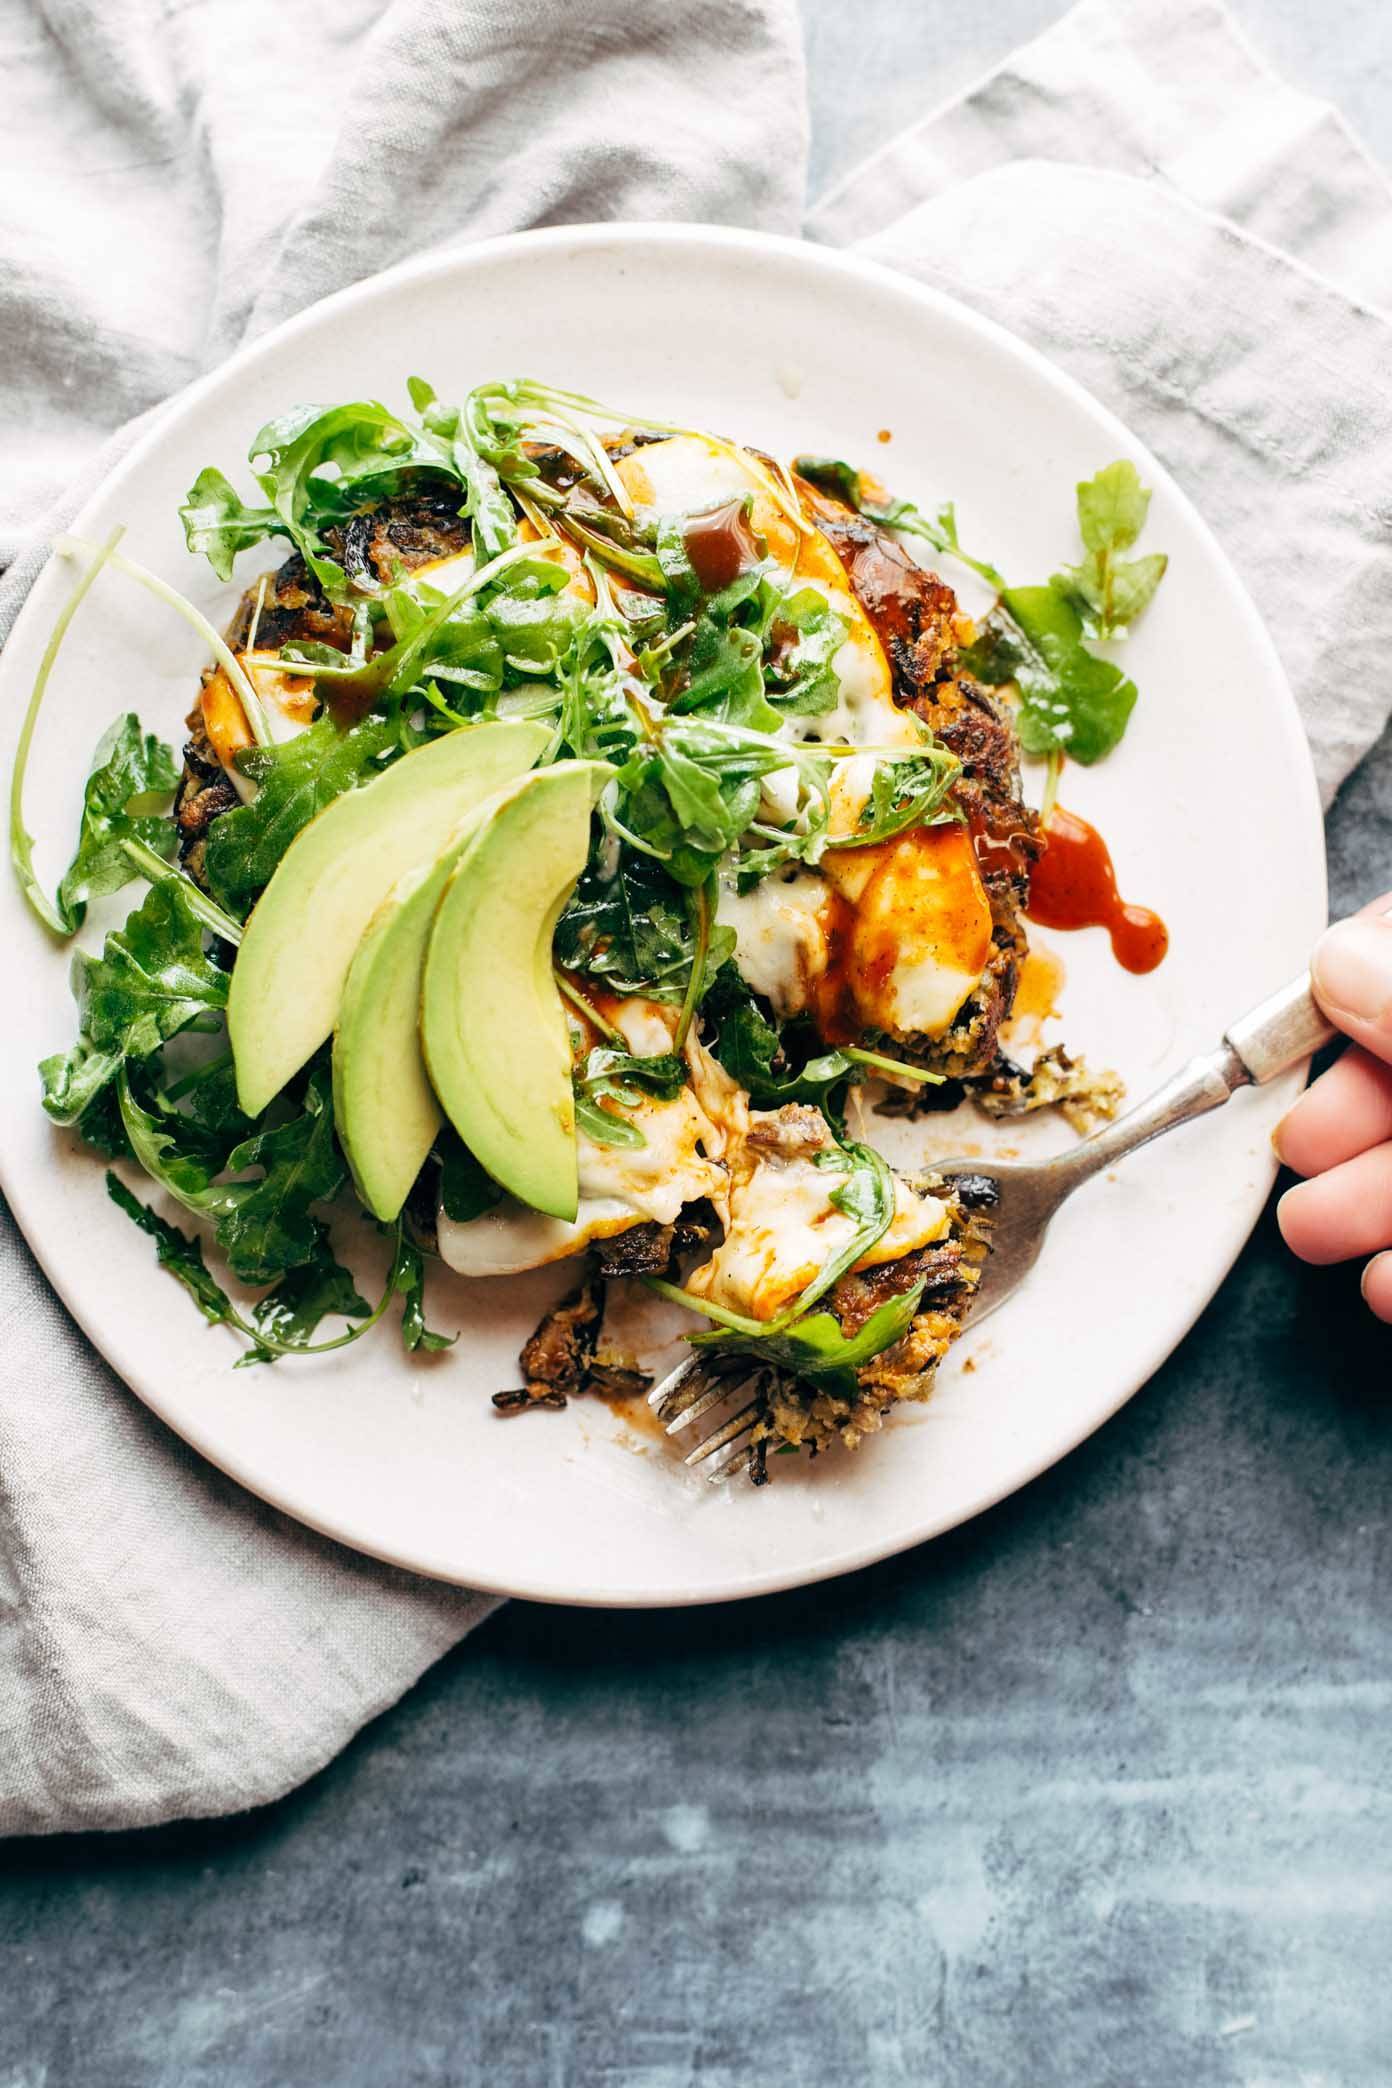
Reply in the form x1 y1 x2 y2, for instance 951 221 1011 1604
437 1000 729 1277
684 1113 950 1322
776 587 920 752
715 870 831 1018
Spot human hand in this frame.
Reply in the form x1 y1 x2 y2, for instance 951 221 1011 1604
1276 897 1392 1322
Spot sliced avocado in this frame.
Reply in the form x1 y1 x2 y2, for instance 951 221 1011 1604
420 761 612 1223
229 720 548 1117
332 791 504 1223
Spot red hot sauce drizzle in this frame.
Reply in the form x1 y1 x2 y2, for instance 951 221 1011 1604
1025 804 1169 975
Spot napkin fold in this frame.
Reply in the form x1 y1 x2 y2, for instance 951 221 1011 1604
4 0 1390 1835
810 0 1392 808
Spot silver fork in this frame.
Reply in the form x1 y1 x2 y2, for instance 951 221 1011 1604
650 965 1335 1480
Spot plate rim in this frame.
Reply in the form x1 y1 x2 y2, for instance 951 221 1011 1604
0 220 1326 1606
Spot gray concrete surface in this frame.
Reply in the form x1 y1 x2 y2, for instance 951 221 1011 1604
5 5 1392 2084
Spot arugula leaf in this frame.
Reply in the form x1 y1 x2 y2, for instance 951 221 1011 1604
245 1223 370 1360
117 1065 242 1216
214 1062 346 1284
76 1080 134 1160
284 543 567 705
613 719 793 888
1079 458 1150 551
40 883 230 1125
109 1169 404 1364
375 587 503 696
797 1142 897 1321
394 1236 456 1353
117 1055 342 1285
664 568 782 733
75 883 229 1053
408 377 517 561
674 618 771 728
655 513 701 610
579 1047 686 1102
483 578 586 677
651 1143 904 1382
763 589 846 717
692 1283 926 1401
791 456 863 507
55 715 180 932
169 1054 251 1140
438 1129 503 1224
12 527 124 939
571 1045 688 1149
555 619 641 765
701 964 852 1114
41 1039 125 1125
1052 461 1168 639
179 467 284 582
247 400 428 590
119 835 247 946
554 845 696 1002
965 588 1137 766
106 1171 240 1330
204 715 394 914
840 744 961 849
574 1091 646 1149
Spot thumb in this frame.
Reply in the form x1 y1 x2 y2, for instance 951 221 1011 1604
1311 912 1392 1064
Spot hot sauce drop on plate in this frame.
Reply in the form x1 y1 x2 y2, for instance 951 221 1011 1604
1026 804 1169 975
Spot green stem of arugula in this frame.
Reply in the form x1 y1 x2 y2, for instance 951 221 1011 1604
868 503 1006 593
244 1224 412 1359
1040 749 1063 826
555 970 625 1045
842 1047 944 1086
674 876 715 1053
639 620 697 672
471 379 808 539
53 534 274 748
227 1223 410 1359
119 836 245 944
644 1275 768 1338
11 528 125 937
555 514 664 590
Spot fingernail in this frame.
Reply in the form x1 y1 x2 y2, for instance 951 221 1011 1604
1271 1113 1291 1163
1311 916 1392 1025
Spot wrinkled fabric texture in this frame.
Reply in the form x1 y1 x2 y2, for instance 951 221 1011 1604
810 0 1392 807
2 0 1389 1835
0 0 808 1839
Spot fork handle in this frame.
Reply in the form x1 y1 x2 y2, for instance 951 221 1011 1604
1046 968 1335 1194
1223 971 1337 1084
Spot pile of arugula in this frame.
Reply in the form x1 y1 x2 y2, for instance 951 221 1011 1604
14 376 1166 1391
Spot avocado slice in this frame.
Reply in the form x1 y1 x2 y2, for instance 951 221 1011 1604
331 791 504 1223
420 761 612 1222
229 720 549 1117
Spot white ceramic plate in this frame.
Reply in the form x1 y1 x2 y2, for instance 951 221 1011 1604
0 225 1324 1606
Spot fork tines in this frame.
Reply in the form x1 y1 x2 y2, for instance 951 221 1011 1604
647 1354 763 1482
